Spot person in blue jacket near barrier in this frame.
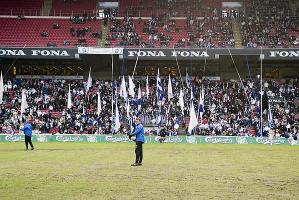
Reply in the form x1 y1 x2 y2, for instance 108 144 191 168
21 118 34 150
130 117 145 166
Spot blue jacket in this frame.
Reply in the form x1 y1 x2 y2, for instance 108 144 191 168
21 123 33 137
131 123 145 143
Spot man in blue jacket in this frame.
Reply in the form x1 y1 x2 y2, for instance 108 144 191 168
130 117 144 166
21 119 34 150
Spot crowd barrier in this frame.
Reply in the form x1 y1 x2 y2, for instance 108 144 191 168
0 134 298 145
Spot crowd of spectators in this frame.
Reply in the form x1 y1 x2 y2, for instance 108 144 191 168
108 17 140 46
0 75 298 139
35 14 100 47
240 0 299 48
70 15 101 46
186 16 235 48
0 79 113 135
105 0 298 48
122 0 221 18
106 14 235 48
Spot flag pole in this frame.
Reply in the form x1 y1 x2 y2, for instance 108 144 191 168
156 68 162 134
173 46 182 82
227 47 250 105
204 46 207 75
0 71 4 105
260 47 263 137
132 48 140 78
97 91 101 134
111 53 114 134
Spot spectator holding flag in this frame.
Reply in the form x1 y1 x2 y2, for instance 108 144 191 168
130 117 144 166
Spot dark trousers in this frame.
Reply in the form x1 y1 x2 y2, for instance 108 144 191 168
135 141 143 164
25 135 34 149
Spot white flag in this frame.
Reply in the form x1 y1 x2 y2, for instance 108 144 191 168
190 89 194 101
120 75 128 99
167 74 173 100
82 105 86 115
20 89 29 118
0 71 3 104
86 67 92 91
179 88 184 114
186 72 190 88
128 76 135 97
114 101 121 132
97 92 102 116
67 84 72 109
188 102 198 134
126 100 130 119
146 75 149 99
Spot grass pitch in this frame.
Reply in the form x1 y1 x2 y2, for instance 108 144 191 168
0 143 299 200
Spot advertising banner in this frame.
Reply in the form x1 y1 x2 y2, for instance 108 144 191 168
78 47 123 55
0 134 294 145
0 47 79 59
123 48 299 60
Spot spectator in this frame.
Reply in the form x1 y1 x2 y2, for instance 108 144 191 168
52 23 61 29
40 31 49 37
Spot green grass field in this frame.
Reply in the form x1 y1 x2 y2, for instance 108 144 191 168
0 143 299 200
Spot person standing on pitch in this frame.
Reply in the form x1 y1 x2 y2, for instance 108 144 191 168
21 118 34 150
130 117 144 166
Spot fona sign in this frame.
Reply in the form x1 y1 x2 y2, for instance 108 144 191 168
127 50 209 58
0 49 70 57
269 51 299 58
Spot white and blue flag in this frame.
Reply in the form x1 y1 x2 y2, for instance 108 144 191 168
199 84 205 119
156 68 165 103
